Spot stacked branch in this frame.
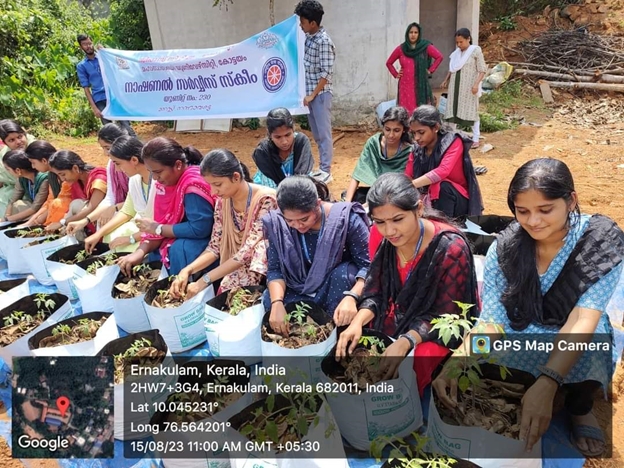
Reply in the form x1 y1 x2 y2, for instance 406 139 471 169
511 30 624 93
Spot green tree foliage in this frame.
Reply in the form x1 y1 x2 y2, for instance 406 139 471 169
0 0 115 136
109 0 151 50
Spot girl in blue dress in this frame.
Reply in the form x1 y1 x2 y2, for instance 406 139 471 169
434 158 624 457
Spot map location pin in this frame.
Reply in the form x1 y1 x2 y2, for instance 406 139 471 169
56 396 70 418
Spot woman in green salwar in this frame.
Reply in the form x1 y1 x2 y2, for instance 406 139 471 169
0 120 36 214
344 106 413 204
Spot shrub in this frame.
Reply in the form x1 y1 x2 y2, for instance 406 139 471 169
0 0 114 136
109 0 152 50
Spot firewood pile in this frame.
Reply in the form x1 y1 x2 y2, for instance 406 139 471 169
509 30 624 95
520 30 624 72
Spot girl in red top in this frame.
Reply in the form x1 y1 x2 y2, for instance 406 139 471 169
406 105 482 219
336 172 479 395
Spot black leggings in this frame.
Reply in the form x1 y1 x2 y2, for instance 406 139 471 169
432 181 469 220
564 380 601 416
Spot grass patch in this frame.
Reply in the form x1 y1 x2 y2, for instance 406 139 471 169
478 80 543 132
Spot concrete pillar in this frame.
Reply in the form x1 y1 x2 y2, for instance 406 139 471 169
457 0 480 45
143 0 164 49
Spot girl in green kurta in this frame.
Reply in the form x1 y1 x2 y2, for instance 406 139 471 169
344 106 413 204
0 120 36 214
1 150 49 223
441 28 487 149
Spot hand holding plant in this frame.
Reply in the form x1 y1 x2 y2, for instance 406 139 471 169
519 376 557 451
335 320 363 360
184 281 204 300
333 295 358 327
380 338 413 381
269 301 289 336
66 219 88 236
169 268 190 298
84 233 102 254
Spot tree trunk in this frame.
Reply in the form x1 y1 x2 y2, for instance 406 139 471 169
540 80 624 92
269 0 275 26
516 69 624 84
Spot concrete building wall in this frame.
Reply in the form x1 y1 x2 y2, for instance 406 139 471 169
144 0 479 125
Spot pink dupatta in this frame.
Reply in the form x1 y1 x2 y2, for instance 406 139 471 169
142 165 215 267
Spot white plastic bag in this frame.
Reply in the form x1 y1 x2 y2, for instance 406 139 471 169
229 399 347 468
0 221 20 258
45 242 111 300
144 277 214 353
438 94 448 116
426 382 541 467
319 333 423 451
1 227 49 275
97 330 177 441
73 255 126 313
152 360 254 468
205 286 265 365
261 301 336 384
0 293 73 369
23 235 78 286
28 312 119 357
0 278 31 311
111 262 166 334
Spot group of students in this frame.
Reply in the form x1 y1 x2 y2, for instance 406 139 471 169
1 108 622 458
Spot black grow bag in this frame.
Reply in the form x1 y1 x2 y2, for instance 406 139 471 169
75 251 130 274
0 221 20 232
144 276 177 306
111 261 163 299
206 285 266 311
28 311 112 350
261 299 332 339
2 225 47 239
46 241 109 265
464 215 514 256
97 329 167 358
0 278 28 293
321 328 392 381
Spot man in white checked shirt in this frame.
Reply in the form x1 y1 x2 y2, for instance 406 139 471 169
294 0 336 184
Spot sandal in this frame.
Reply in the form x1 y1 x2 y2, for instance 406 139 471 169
474 166 488 175
471 142 480 149
571 421 606 457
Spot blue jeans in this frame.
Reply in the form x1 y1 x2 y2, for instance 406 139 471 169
308 92 333 173
95 100 136 137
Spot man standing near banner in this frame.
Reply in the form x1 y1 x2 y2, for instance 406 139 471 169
76 34 136 136
295 0 335 184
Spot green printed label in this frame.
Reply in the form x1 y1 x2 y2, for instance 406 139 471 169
174 305 205 348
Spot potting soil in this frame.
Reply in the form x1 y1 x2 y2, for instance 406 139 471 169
0 256 620 467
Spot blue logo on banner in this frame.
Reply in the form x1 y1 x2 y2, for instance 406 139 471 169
262 57 287 93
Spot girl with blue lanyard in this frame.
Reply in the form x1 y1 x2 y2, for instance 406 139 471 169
79 136 154 253
263 176 371 335
1 150 49 223
336 173 478 394
170 149 277 297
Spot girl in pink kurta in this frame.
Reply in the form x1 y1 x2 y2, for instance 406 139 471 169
386 23 443 115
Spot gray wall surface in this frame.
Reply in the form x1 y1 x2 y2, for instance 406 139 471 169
144 0 479 124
